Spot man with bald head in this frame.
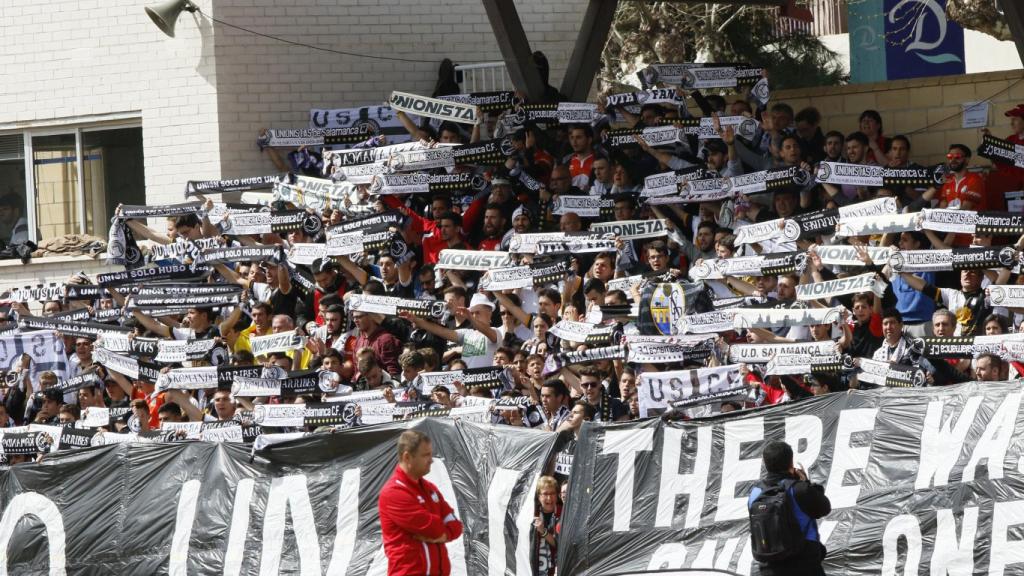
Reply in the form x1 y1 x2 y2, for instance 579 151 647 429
548 165 577 197
559 212 582 233
541 164 586 228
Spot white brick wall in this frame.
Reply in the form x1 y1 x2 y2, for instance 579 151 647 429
212 0 590 178
0 0 223 208
0 0 588 285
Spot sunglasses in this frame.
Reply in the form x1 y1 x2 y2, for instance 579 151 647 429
581 381 601 389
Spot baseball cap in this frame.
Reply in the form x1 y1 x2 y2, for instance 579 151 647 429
1005 104 1024 118
469 293 495 310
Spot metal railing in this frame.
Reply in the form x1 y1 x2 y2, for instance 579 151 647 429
808 0 847 36
774 0 848 38
455 61 512 93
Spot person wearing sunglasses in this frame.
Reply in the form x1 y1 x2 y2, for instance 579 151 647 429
938 143 987 247
576 369 629 422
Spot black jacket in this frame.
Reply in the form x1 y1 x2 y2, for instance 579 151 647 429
755 472 832 576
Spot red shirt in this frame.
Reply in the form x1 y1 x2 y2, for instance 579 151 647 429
379 465 463 576
353 326 402 377
940 171 986 246
313 280 347 325
478 237 501 251
996 134 1024 182
131 388 164 429
988 133 1024 210
568 152 595 189
382 196 478 264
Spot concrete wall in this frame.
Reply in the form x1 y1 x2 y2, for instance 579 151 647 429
772 69 1024 167
212 0 589 180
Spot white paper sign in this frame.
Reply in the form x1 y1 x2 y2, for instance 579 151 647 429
962 101 989 129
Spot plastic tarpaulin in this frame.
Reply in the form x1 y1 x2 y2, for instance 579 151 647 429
559 381 1024 575
0 418 559 575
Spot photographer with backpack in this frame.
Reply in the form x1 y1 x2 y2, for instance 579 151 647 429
748 441 832 576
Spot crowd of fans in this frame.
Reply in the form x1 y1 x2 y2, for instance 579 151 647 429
1 55 1024 575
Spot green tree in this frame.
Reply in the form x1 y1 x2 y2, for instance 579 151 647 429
598 2 845 94
946 0 1012 42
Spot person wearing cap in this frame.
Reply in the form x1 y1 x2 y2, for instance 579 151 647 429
983 104 1024 208
401 293 498 369
486 176 520 220
500 205 533 250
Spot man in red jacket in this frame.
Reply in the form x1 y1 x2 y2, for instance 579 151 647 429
379 430 463 576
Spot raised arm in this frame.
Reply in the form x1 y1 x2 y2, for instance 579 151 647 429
219 306 242 343
199 198 220 239
395 111 431 141
492 291 531 327
336 255 370 287
130 309 172 339
125 219 172 245
164 389 204 422
633 135 683 169
399 311 459 343
896 271 928 293
455 306 498 343
215 262 252 290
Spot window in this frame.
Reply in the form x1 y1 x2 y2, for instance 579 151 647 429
0 124 145 248
0 135 28 247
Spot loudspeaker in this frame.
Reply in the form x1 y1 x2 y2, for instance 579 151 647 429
144 0 198 38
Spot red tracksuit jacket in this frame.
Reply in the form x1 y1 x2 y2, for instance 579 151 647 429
379 465 464 576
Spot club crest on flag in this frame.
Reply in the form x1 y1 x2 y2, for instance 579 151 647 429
650 283 686 335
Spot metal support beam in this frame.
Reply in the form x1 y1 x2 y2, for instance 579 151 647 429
480 0 546 102
1002 0 1024 66
560 0 619 102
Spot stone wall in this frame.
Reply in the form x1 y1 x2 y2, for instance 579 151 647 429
771 69 1024 166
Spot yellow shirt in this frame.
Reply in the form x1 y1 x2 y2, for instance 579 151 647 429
233 324 271 354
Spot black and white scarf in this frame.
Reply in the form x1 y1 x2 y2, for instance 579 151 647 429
259 126 373 148
185 173 283 198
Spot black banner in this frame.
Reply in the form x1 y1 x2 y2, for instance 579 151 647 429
442 91 518 112
976 212 1024 235
368 171 483 195
96 263 210 287
0 419 557 575
120 202 203 219
18 316 132 339
560 381 1024 575
978 134 1024 168
196 245 282 265
185 173 283 197
325 210 404 235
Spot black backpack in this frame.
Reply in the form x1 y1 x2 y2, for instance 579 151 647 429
749 479 805 563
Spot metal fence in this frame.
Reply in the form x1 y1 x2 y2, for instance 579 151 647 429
454 61 512 93
776 0 848 37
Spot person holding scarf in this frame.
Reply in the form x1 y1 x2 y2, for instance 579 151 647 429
532 476 561 576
